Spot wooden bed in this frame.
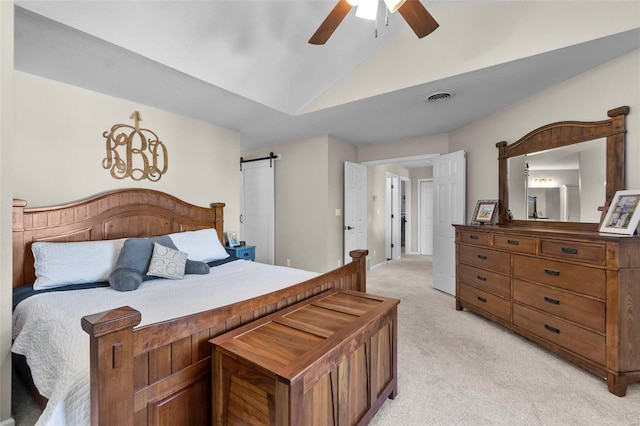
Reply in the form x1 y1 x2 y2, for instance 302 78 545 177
12 188 368 426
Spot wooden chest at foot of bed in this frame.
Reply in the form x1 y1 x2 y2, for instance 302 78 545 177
209 290 399 426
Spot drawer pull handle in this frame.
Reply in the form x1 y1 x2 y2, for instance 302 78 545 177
477 255 487 260
544 269 560 277
477 296 487 303
544 324 560 334
544 296 560 305
507 239 519 245
469 235 479 240
561 247 578 255
476 275 487 281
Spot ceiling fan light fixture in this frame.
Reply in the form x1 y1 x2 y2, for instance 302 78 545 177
383 0 406 13
356 0 379 20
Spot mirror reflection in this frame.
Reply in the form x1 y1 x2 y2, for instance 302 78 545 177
507 139 605 223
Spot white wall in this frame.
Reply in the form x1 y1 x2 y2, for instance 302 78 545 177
0 2 14 424
450 49 640 220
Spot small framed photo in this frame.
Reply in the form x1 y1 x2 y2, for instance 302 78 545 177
471 200 498 225
599 190 640 235
224 231 240 247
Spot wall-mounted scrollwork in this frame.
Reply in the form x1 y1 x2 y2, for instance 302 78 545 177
102 111 168 181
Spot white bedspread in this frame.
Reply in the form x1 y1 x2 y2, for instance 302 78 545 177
12 260 318 426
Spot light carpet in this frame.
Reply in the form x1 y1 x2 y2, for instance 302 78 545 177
367 255 639 426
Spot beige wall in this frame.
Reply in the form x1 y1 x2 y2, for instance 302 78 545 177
0 2 13 424
328 137 358 267
450 49 640 221
13 72 241 225
243 136 330 272
357 133 449 163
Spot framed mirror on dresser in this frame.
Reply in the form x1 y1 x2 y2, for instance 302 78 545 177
454 106 640 396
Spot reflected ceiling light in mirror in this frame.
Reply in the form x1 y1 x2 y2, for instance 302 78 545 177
534 178 553 184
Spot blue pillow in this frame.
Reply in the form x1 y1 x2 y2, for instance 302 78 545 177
109 236 208 292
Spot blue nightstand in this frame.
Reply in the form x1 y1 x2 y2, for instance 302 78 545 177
225 245 256 261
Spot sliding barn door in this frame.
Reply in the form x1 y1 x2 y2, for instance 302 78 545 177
241 159 274 264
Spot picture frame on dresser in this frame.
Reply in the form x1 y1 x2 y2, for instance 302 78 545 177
599 189 640 235
471 200 498 225
225 231 240 247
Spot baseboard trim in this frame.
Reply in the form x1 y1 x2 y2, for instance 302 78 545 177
0 417 16 426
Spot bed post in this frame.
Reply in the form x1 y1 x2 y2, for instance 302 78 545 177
349 249 368 293
81 306 141 426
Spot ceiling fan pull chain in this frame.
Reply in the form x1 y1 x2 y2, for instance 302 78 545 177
385 7 389 27
375 11 378 38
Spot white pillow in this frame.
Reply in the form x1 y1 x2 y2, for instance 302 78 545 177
32 239 126 290
168 228 229 262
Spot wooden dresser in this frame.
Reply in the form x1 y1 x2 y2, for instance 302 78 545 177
209 289 399 425
455 224 640 396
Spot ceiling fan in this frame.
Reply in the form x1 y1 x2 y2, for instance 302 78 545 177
309 0 439 45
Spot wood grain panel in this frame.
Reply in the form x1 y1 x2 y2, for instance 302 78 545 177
211 290 398 425
458 282 511 322
514 304 605 365
513 254 605 299
513 279 605 332
458 263 510 298
459 245 511 275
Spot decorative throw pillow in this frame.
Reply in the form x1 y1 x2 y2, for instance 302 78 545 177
146 243 188 280
168 228 229 262
109 235 209 291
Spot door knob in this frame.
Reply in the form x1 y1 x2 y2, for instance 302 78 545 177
345 226 354 230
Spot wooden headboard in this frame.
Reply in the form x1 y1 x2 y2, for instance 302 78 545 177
12 188 224 289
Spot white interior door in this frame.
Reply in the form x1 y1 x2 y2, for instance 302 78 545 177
419 179 434 255
433 151 466 295
344 162 367 265
241 159 274 264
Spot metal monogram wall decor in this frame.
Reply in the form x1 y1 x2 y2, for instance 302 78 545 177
102 111 168 181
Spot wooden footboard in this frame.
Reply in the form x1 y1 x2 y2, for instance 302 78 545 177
81 250 368 426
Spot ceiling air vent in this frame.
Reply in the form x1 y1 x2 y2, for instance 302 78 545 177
425 92 452 103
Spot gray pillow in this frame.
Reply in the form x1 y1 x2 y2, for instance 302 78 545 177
109 236 209 292
108 267 143 292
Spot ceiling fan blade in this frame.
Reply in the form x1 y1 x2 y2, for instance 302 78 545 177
398 0 439 39
308 0 353 45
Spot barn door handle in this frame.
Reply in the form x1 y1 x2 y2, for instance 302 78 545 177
239 214 243 224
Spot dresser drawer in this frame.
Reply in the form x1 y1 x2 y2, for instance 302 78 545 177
458 230 491 247
493 234 536 254
513 279 605 332
459 283 511 323
539 239 605 265
458 263 510 298
459 245 510 275
513 304 605 365
512 255 605 299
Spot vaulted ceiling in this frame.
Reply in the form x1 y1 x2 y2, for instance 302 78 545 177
14 1 640 148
